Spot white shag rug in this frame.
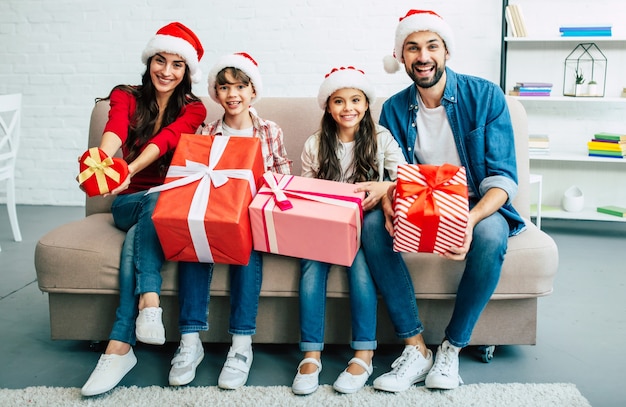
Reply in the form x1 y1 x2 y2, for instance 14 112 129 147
0 383 591 407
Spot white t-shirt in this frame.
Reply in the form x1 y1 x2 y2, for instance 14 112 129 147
338 140 356 182
222 123 253 138
413 94 461 167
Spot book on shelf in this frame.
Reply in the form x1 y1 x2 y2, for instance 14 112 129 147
594 132 626 142
591 138 626 144
596 205 626 218
587 141 626 153
588 150 624 158
506 4 527 37
505 6 518 37
560 26 612 36
509 90 551 97
509 82 552 97
561 30 612 37
516 82 553 88
529 134 550 154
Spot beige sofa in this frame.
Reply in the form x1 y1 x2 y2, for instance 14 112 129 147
35 96 558 350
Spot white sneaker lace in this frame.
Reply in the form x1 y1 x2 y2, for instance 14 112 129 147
431 344 459 378
389 346 418 378
93 355 113 372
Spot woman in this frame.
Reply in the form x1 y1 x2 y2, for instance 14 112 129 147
80 22 206 397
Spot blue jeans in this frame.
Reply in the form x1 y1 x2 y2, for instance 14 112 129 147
361 205 509 348
178 250 263 335
299 248 378 352
360 208 423 339
110 191 164 295
109 225 139 345
444 207 509 348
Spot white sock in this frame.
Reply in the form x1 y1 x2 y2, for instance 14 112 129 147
181 332 200 344
232 334 252 351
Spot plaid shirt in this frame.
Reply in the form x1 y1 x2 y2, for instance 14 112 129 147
202 111 292 175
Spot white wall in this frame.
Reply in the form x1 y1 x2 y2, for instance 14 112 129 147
2 0 505 205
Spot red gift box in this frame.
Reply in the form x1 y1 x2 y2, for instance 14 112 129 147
249 172 364 267
78 147 129 197
150 134 264 264
393 163 469 254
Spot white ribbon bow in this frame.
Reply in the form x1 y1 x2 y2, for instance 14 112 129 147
148 136 257 262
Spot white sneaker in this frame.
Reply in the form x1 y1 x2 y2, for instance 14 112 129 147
169 337 205 386
217 346 253 389
373 345 433 392
81 348 137 396
425 340 464 390
135 307 165 345
333 357 373 394
292 358 322 395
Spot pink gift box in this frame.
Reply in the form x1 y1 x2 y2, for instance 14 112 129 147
393 163 469 254
249 172 365 267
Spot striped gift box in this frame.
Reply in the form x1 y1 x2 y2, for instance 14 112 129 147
393 163 469 254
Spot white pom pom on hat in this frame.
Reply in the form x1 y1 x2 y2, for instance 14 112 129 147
207 52 263 105
383 9 455 74
141 22 204 83
317 66 376 110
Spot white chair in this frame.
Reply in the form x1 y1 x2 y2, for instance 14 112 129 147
0 93 23 251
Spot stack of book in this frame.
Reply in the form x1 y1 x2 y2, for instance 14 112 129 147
529 134 550 155
505 4 527 37
509 82 553 97
560 25 612 37
587 132 626 158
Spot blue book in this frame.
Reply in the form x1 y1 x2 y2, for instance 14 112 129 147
561 30 612 37
560 26 612 32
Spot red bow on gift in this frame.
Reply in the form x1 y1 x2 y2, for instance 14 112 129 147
395 164 468 253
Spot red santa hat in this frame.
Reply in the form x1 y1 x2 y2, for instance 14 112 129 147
317 66 376 110
207 52 264 105
383 9 455 74
141 22 204 83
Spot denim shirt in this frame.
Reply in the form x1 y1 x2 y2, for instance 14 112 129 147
379 67 525 236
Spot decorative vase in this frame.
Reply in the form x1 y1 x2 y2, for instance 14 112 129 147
562 185 584 212
575 84 584 96
587 83 598 96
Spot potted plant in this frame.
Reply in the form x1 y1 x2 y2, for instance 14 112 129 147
575 69 585 96
587 79 598 97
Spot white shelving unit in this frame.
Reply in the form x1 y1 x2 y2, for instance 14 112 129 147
501 6 626 222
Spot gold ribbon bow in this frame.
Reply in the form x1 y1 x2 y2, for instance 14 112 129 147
78 148 121 195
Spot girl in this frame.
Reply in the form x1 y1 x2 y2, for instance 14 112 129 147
292 66 405 395
169 52 292 389
80 22 206 397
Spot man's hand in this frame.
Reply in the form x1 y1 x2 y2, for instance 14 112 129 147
381 182 397 236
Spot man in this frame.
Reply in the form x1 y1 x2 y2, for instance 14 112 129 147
363 9 526 391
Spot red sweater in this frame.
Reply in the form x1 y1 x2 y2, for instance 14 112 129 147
103 88 206 194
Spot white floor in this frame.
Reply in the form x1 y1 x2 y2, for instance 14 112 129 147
1 205 625 406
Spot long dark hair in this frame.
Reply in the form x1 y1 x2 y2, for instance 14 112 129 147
316 97 379 183
96 55 201 174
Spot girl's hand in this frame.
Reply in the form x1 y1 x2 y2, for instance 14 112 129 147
354 181 395 212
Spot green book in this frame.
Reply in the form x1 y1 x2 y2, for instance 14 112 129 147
597 205 626 217
594 132 626 142
588 149 624 157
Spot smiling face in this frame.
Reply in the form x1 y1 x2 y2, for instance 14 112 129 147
326 88 369 138
149 52 187 97
214 68 256 117
401 30 449 89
